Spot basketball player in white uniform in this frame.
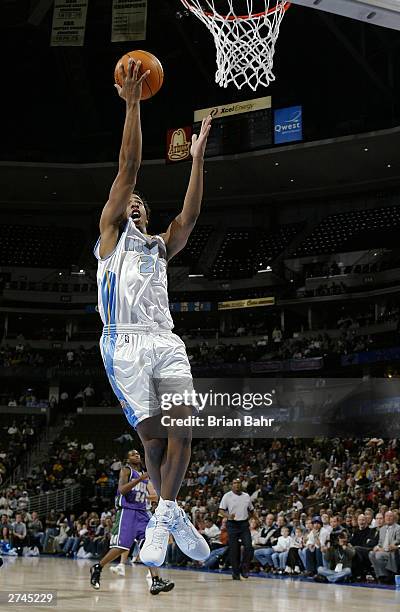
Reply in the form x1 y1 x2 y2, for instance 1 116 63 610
95 58 211 566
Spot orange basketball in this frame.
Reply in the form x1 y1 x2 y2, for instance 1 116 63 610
114 50 164 100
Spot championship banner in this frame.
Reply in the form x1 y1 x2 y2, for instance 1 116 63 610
218 296 275 310
111 0 148 42
166 127 192 164
50 0 88 47
274 106 303 144
194 96 272 122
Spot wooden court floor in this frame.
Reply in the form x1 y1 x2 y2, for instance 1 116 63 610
1 557 399 611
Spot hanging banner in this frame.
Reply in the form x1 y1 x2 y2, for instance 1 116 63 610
111 0 148 42
50 0 89 47
218 297 275 310
166 127 192 164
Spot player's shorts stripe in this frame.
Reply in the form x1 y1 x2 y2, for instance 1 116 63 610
116 508 124 545
102 332 139 429
111 509 122 537
109 508 130 550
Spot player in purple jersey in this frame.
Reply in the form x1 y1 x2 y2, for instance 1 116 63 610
90 450 174 595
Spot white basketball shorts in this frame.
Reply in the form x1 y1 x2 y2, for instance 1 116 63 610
100 324 195 429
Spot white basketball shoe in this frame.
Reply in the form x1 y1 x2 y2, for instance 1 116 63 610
110 563 125 576
170 506 210 561
139 500 175 567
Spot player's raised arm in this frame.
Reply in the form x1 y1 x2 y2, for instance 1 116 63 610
99 59 150 259
161 115 212 260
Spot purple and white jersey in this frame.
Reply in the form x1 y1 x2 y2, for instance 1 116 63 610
116 467 149 511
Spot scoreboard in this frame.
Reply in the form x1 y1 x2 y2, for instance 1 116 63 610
193 96 272 157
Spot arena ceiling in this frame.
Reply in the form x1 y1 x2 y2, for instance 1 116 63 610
1 0 400 164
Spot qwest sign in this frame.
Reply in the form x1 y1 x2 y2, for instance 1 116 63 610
274 106 303 144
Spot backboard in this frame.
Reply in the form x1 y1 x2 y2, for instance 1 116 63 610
290 0 400 30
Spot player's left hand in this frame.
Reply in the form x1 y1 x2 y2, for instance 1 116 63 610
114 58 150 106
191 114 212 160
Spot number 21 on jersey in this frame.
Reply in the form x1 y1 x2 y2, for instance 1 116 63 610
139 254 157 275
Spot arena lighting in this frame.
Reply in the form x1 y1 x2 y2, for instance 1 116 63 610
258 266 272 273
274 162 279 166
188 273 204 278
364 147 369 151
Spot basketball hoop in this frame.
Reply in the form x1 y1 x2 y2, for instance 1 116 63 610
180 1 290 91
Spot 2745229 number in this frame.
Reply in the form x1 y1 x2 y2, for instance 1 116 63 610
3 592 56 605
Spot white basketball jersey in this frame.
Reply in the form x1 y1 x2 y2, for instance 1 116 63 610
94 219 173 330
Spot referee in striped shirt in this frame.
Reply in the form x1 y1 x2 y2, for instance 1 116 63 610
219 478 255 580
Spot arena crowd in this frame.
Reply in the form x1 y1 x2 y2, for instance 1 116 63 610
0 436 399 584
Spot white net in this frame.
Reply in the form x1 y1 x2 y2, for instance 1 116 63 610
181 1 289 91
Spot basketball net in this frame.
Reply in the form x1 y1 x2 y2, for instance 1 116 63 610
181 1 290 91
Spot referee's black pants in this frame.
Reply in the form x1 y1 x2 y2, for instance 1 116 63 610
227 520 253 577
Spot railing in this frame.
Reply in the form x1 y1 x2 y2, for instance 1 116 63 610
28 485 81 515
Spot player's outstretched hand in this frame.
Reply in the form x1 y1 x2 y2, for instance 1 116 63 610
191 114 212 160
114 58 150 106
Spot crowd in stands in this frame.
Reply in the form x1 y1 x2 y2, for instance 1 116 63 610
57 384 113 410
0 343 101 372
1 296 398 386
1 435 399 584
2 325 398 402
184 322 398 366
0 417 40 482
172 437 400 583
0 416 133 500
0 343 46 369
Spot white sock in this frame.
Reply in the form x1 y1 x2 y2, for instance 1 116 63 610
159 497 177 507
